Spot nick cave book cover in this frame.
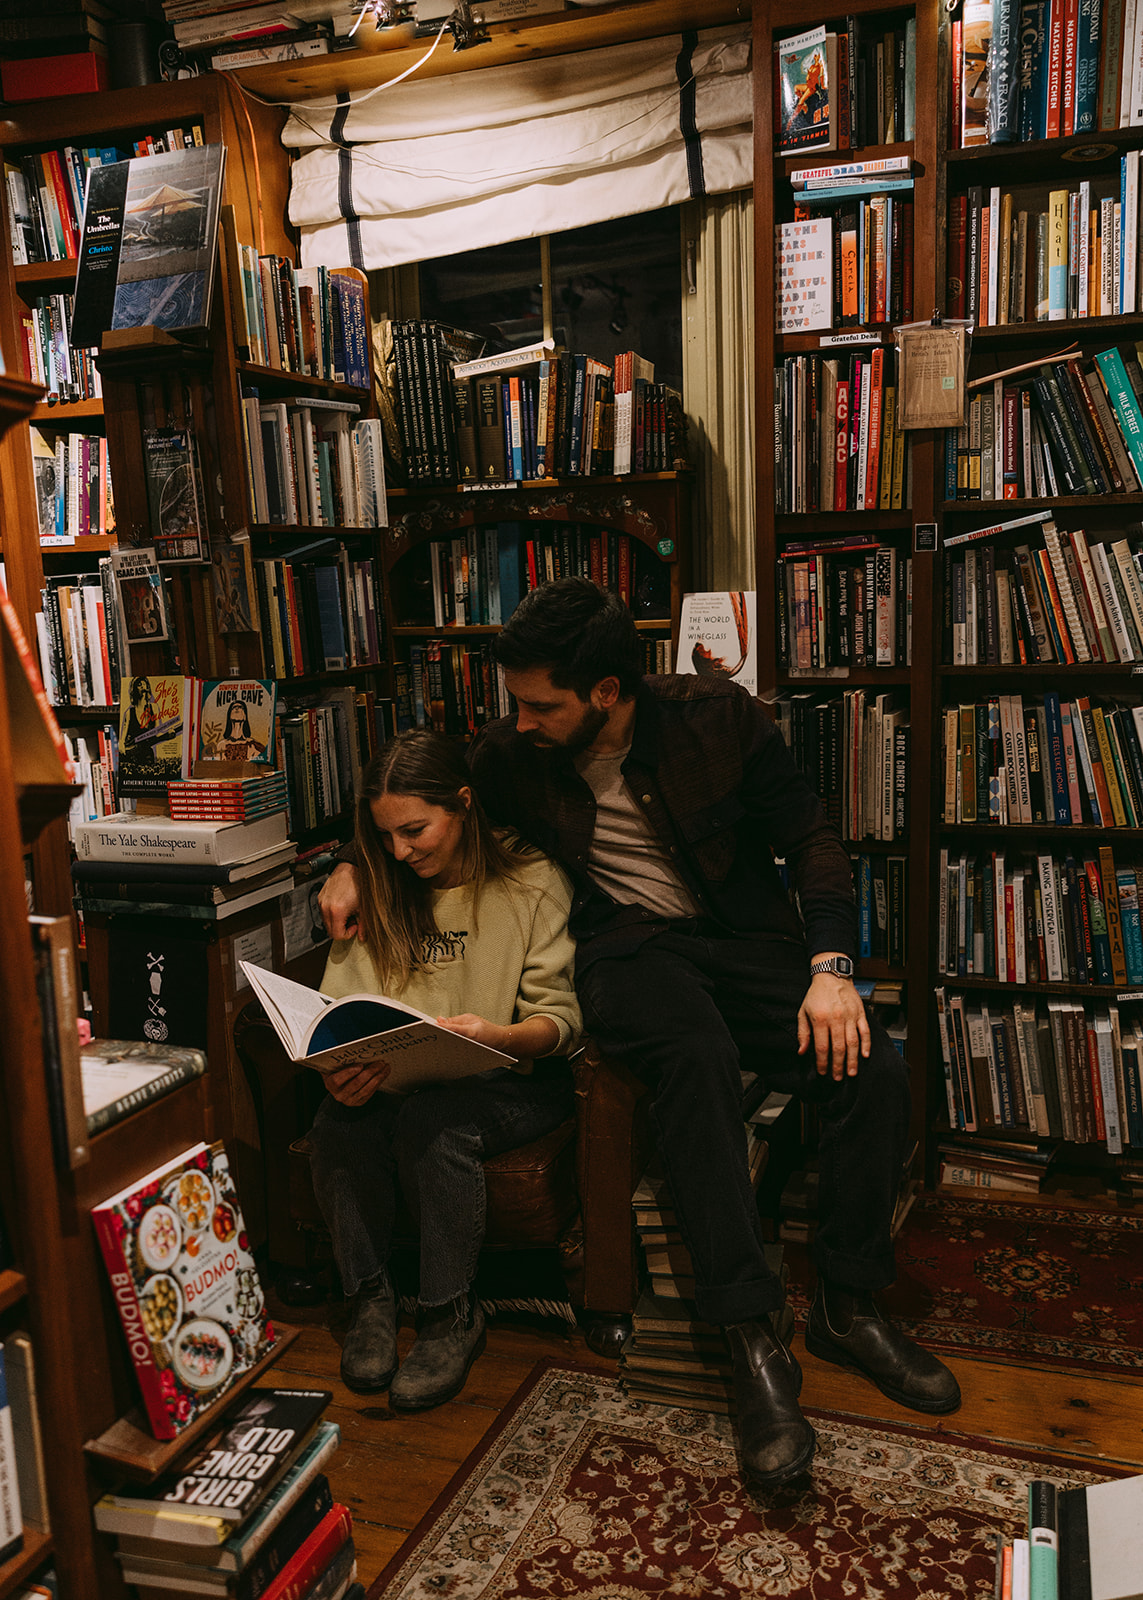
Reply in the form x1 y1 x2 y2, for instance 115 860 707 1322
92 1141 276 1441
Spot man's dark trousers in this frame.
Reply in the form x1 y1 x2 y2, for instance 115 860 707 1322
577 925 911 1329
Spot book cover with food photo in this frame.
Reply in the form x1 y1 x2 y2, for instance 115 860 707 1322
92 1141 275 1440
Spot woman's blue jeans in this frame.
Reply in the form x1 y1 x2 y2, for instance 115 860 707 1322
306 1064 575 1305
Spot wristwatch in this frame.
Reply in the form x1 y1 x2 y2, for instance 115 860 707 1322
810 955 855 979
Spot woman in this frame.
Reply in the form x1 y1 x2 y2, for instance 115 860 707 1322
306 730 580 1412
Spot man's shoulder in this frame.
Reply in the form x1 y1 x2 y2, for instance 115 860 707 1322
646 672 747 705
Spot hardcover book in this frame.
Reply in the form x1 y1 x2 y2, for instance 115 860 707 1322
71 144 227 347
91 1141 277 1441
73 807 291 866
196 680 277 764
776 218 833 332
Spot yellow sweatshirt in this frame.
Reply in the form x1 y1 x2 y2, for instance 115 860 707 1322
320 855 581 1055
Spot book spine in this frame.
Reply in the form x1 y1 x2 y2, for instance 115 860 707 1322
85 1056 207 1136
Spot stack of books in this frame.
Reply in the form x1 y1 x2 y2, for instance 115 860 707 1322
937 1134 1058 1196
94 1386 352 1600
995 1473 1143 1600
619 1263 794 1416
71 809 298 925
241 398 386 531
168 773 290 823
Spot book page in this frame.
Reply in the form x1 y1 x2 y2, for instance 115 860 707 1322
240 962 331 1054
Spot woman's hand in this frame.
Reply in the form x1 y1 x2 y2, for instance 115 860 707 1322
437 1013 511 1052
324 1059 392 1105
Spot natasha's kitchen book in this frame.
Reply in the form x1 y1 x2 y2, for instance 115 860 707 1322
92 1141 276 1440
239 963 516 1080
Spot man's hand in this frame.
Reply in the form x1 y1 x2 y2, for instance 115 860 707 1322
797 967 870 1081
318 861 362 940
437 1013 510 1053
325 1059 391 1105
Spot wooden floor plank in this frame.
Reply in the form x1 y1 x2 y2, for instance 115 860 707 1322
268 1301 1143 1593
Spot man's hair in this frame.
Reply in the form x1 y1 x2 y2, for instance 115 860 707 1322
493 577 643 698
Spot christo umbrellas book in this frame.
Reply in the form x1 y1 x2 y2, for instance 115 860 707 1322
71 144 227 347
240 962 516 1080
92 1141 276 1440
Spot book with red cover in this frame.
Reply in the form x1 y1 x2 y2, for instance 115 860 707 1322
262 1502 352 1600
91 1141 276 1440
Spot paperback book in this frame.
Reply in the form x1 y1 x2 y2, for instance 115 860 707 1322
111 545 171 644
676 591 757 696
143 427 210 564
94 1386 331 1535
71 143 227 347
196 680 276 764
116 673 195 798
91 1141 276 1441
239 962 516 1080
776 26 835 153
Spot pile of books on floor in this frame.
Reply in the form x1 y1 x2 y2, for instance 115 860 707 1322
937 1135 1059 1196
95 1386 356 1599
618 1090 791 1413
997 1474 1143 1600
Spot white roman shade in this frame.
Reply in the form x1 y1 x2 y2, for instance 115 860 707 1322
283 23 752 270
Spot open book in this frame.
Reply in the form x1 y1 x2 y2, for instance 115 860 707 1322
239 963 515 1084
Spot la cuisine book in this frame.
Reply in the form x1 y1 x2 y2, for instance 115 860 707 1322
239 963 516 1080
70 143 227 348
91 1141 276 1440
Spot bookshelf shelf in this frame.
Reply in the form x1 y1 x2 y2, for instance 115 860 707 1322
0 1266 27 1314
0 1527 53 1600
774 511 914 533
935 662 1140 676
392 619 671 638
235 362 369 403
971 314 1143 348
778 667 914 686
30 399 103 424
38 534 116 555
249 523 380 542
84 1322 301 1482
938 822 1136 837
938 975 1139 1000
946 127 1143 181
941 495 1143 511
13 258 77 287
387 471 688 498
775 331 894 354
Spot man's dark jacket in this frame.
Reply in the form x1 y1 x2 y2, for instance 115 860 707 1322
468 674 858 973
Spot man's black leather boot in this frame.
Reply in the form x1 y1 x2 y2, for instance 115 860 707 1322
724 1315 816 1486
805 1282 961 1414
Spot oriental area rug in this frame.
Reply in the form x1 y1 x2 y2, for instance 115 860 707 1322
366 1361 1106 1600
784 1192 1143 1378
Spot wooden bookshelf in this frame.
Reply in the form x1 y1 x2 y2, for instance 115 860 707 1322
756 0 943 1154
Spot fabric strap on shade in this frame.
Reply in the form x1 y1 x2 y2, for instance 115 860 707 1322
284 23 752 271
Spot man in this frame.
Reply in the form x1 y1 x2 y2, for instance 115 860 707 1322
320 578 959 1485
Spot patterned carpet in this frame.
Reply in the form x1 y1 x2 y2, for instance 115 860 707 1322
785 1191 1143 1376
367 1361 1110 1600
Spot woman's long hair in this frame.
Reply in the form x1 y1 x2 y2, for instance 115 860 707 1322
355 730 527 988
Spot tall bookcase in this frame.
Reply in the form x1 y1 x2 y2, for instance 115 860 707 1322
931 12 1143 1186
755 0 944 1154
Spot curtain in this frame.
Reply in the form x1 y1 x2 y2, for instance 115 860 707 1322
283 24 751 270
682 189 755 591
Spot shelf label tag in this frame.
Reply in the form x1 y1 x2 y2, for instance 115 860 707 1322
819 330 883 348
914 522 939 553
